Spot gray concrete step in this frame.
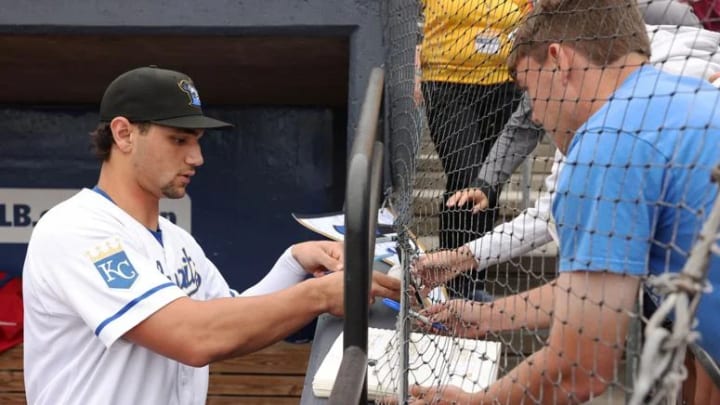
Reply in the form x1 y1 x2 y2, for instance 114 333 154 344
416 153 444 172
416 153 556 175
413 171 550 191
412 187 544 218
419 133 556 158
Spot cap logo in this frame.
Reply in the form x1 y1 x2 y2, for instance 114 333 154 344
178 79 202 108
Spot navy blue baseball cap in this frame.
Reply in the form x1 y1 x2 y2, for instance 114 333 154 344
99 66 232 129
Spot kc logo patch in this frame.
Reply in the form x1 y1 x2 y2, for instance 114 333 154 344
87 239 138 289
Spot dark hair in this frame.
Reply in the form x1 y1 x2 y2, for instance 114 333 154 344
89 121 151 161
508 0 651 72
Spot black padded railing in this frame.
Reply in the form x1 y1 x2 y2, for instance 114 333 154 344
328 67 385 405
327 346 369 404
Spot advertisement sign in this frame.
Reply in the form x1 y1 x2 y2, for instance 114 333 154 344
0 188 191 243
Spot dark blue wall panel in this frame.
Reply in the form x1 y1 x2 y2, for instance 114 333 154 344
0 107 346 290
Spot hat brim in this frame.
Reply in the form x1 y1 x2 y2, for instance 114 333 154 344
152 115 233 129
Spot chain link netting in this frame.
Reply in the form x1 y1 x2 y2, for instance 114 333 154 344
379 1 720 404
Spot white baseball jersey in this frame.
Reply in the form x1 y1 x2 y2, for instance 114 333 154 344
22 188 305 405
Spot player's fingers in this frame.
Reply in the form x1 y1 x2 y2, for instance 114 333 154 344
317 251 343 272
371 272 401 299
312 270 330 278
324 241 344 261
372 271 402 289
371 283 400 300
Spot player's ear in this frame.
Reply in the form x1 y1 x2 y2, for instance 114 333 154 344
109 117 134 153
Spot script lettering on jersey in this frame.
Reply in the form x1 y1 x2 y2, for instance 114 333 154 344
155 248 202 297
87 239 138 289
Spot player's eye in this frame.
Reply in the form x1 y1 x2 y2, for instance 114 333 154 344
172 136 187 145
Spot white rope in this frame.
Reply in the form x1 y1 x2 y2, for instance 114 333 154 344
629 165 720 405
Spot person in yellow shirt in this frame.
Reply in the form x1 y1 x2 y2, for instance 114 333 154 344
419 0 528 299
421 0 528 250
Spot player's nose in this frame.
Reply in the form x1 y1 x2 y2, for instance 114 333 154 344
186 143 204 167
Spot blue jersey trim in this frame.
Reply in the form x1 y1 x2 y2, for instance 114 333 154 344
92 185 164 246
92 185 115 204
148 228 164 247
94 282 176 337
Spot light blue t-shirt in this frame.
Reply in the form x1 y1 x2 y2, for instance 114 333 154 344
553 65 720 362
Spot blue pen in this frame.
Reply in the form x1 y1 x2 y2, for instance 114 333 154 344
374 252 395 262
382 298 448 332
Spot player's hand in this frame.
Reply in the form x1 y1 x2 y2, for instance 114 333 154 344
291 241 343 277
446 188 489 213
314 271 346 317
370 271 401 302
313 270 401 317
413 246 477 290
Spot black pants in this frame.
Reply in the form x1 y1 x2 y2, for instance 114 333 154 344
423 80 521 250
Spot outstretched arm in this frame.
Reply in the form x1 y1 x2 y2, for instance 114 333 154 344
422 279 556 338
124 272 346 366
411 271 640 405
466 153 562 269
241 241 343 296
125 241 400 366
242 240 399 300
477 271 640 404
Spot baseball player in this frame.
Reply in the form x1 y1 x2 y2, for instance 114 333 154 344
22 66 401 404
